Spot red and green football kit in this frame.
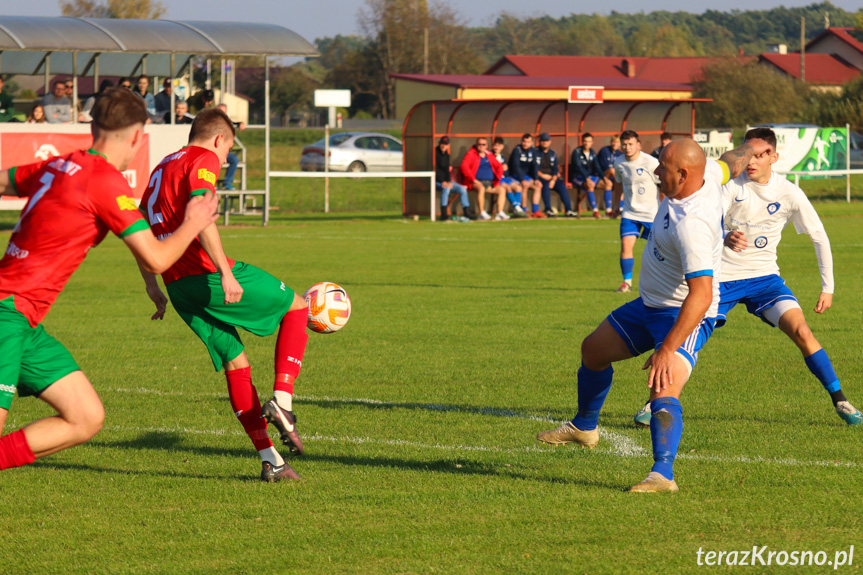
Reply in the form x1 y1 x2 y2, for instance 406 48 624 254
0 149 149 409
142 145 307 460
141 146 233 285
141 146 294 371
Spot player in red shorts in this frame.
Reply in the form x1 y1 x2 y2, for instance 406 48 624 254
139 108 310 482
0 88 219 471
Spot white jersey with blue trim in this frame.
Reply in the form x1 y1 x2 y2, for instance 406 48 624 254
639 159 728 317
721 172 834 292
614 152 661 223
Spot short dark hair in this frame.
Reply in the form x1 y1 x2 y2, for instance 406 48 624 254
744 127 777 151
582 132 593 142
493 136 505 146
54 80 66 88
189 107 236 143
660 132 672 140
137 75 149 83
521 133 533 140
620 130 639 142
91 87 149 131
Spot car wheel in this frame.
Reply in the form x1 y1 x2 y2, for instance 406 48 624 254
348 161 366 173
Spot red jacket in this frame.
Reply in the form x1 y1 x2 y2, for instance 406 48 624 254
459 146 503 188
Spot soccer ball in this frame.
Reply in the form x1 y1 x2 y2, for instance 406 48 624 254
303 282 351 333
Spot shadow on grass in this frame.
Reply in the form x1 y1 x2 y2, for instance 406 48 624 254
65 430 622 489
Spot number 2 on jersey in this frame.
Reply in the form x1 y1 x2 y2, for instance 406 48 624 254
146 168 164 225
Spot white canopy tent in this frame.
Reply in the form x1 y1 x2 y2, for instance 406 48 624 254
0 15 319 224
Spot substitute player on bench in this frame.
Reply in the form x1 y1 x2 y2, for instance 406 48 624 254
139 108 310 482
634 127 861 427
0 87 219 471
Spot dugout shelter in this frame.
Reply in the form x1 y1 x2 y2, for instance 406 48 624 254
401 99 704 217
0 15 318 224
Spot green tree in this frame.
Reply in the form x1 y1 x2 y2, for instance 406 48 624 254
693 58 809 127
59 0 166 18
359 0 477 117
628 23 702 57
550 15 627 56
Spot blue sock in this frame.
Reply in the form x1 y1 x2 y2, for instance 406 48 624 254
804 349 841 393
514 191 522 205
506 191 518 206
649 397 683 481
620 258 634 281
532 203 540 213
570 364 613 431
586 191 597 210
604 189 612 210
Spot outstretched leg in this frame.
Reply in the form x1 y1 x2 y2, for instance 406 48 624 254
776 307 862 425
537 320 633 448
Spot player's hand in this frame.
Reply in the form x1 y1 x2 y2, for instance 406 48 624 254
642 348 675 393
145 284 168 320
221 273 243 304
185 192 220 232
814 292 833 314
724 231 747 252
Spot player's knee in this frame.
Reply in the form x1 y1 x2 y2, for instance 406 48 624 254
791 323 816 347
74 401 105 443
580 334 605 369
289 293 307 312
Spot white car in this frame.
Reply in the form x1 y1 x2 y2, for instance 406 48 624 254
299 132 403 172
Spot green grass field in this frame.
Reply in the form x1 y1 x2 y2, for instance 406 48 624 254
1 204 863 573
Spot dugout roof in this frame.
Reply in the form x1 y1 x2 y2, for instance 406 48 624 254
401 98 701 216
0 16 318 77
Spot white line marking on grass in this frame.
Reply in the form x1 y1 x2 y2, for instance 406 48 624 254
100 388 858 469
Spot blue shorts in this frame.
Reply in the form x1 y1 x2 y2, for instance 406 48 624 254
501 177 516 185
520 176 533 183
607 297 716 369
717 274 798 327
620 218 652 239
572 175 600 187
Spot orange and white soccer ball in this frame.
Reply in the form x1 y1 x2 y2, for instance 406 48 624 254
303 282 351 333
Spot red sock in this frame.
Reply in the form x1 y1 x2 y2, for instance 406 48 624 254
274 308 309 392
0 429 36 470
225 367 272 451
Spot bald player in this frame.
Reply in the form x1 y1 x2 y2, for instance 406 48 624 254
537 139 764 492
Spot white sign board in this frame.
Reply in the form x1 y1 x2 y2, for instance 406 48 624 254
314 90 351 108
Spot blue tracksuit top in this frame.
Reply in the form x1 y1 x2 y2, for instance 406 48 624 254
534 147 560 177
595 145 622 175
571 147 599 181
509 145 537 180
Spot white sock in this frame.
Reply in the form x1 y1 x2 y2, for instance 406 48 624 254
624 279 632 287
259 446 285 466
274 390 293 411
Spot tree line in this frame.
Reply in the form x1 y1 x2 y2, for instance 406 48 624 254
49 0 863 128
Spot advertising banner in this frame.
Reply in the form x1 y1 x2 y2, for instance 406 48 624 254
0 131 150 199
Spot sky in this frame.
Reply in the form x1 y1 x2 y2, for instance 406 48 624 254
5 0 861 44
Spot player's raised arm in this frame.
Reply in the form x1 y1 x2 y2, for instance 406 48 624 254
123 192 219 273
718 139 769 181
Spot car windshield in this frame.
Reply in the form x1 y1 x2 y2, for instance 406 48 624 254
312 134 353 147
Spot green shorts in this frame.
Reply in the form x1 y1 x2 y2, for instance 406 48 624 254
0 297 80 410
166 262 294 371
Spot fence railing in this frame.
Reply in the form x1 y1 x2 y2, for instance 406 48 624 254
775 169 863 203
268 170 437 219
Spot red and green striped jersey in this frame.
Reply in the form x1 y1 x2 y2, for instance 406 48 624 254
0 149 149 326
140 145 231 284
